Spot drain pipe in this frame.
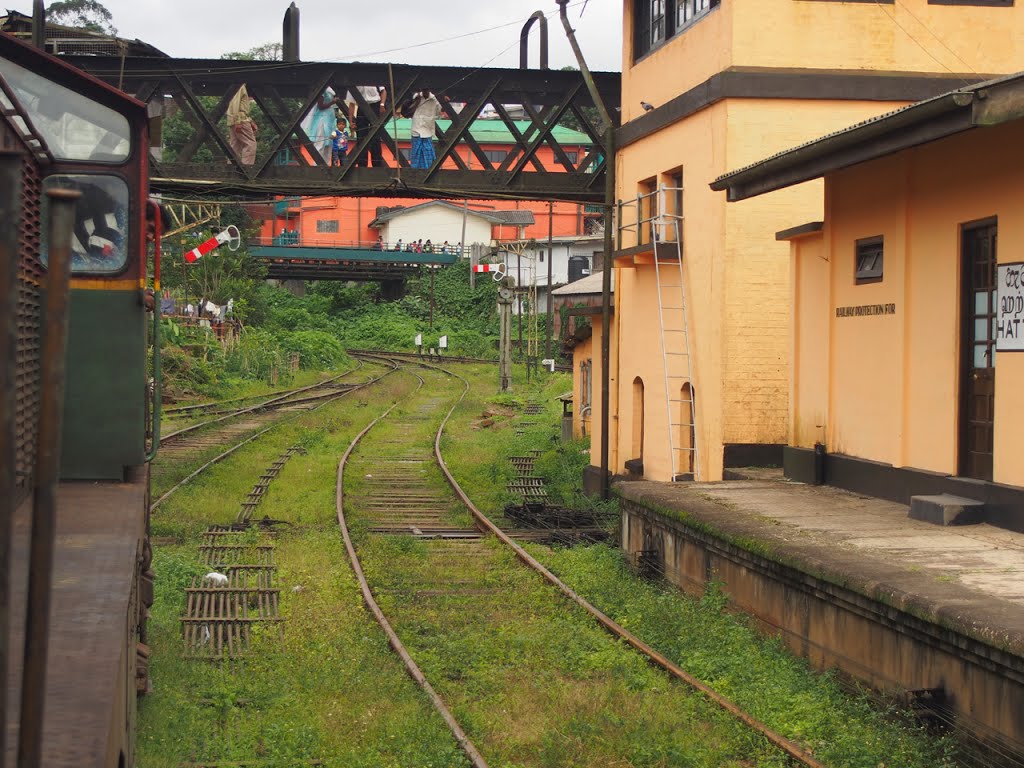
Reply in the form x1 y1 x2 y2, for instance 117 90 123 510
555 0 615 499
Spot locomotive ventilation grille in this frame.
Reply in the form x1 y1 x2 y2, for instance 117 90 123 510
15 148 43 506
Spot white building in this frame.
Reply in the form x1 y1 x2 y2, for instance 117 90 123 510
500 234 604 313
368 200 535 253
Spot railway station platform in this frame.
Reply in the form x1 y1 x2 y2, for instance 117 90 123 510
616 470 1024 759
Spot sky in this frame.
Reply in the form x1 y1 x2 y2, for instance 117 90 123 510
66 0 624 72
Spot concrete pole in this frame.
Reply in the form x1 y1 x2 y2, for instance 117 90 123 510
556 0 616 500
498 281 514 392
546 200 554 361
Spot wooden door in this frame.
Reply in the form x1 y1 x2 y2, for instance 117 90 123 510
960 221 997 481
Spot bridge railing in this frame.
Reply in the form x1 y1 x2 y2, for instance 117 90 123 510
66 57 619 203
253 235 470 256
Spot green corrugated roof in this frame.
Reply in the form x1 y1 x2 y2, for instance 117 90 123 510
378 118 592 146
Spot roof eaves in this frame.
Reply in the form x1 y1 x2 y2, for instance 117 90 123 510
711 91 974 201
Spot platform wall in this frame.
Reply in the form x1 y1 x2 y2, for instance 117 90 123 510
621 495 1024 754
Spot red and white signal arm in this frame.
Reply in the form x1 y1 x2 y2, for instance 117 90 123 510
184 225 241 263
472 263 504 273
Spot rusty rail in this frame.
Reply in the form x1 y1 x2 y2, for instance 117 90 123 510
153 360 397 510
334 368 490 768
431 362 828 768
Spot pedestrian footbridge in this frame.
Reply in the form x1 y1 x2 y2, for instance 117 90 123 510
66 56 619 204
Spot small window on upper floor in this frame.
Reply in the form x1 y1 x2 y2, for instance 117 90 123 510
855 236 884 284
634 0 721 61
317 219 339 234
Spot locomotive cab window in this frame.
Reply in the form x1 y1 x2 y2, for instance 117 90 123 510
41 174 130 273
0 54 131 162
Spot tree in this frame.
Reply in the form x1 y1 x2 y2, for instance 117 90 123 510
46 0 116 35
222 42 282 61
557 65 601 137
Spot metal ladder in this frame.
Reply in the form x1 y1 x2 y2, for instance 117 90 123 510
650 184 698 480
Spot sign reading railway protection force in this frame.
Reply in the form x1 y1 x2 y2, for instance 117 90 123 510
997 262 1024 351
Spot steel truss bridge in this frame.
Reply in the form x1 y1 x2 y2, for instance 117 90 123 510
66 56 620 204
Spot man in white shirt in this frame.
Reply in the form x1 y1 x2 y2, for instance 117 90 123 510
345 85 387 167
407 90 442 169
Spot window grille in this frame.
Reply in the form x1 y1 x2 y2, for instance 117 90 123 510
316 219 339 234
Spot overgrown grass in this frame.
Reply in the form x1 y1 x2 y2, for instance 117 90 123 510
145 360 957 767
345 365 789 766
140 371 470 767
441 363 960 768
152 361 379 507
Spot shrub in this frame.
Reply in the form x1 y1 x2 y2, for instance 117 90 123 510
280 329 345 368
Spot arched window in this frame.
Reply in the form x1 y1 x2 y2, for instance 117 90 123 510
632 376 645 461
680 383 695 475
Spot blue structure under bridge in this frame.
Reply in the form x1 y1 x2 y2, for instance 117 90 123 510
249 241 457 281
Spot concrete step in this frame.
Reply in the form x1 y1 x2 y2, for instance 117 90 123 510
909 494 985 526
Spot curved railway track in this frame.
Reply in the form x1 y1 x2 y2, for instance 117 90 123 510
161 363 365 444
153 358 397 510
336 355 825 768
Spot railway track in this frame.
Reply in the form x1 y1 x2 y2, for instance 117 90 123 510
161 363 365 445
336 356 825 768
152 358 396 510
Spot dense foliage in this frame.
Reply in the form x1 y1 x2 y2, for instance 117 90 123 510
159 239 501 399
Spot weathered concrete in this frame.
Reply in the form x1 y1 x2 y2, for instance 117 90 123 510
910 493 986 526
617 473 1024 757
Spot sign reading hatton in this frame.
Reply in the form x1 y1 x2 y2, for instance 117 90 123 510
997 262 1024 351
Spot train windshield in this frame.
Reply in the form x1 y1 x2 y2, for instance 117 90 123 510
0 54 131 162
40 174 130 273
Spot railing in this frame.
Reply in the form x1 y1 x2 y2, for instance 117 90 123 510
254 235 471 256
616 184 684 252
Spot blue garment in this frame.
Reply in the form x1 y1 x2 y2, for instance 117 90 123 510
410 136 436 169
303 88 336 163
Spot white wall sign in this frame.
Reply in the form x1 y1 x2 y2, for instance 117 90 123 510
997 262 1024 351
438 335 448 349
415 333 422 347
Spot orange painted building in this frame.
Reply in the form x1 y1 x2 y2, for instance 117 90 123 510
714 73 1024 530
258 118 599 248
580 0 1024 488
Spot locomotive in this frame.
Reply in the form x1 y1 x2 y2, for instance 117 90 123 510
2 30 157 767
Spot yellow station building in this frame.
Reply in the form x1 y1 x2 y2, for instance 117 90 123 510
713 73 1024 529
583 0 1024 487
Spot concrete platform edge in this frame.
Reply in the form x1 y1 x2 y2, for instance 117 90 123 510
615 482 1024 658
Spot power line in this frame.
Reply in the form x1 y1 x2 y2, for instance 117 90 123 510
890 0 977 76
85 1 589 78
871 0 973 86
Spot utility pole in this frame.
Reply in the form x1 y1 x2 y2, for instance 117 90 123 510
546 200 554 361
497 277 514 392
557 0 616 500
462 199 471 287
517 249 523 359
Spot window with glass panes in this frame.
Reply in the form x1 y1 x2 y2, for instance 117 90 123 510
634 0 720 59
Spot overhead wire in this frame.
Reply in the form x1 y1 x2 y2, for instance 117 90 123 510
78 0 591 78
889 0 978 76
871 0 973 86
